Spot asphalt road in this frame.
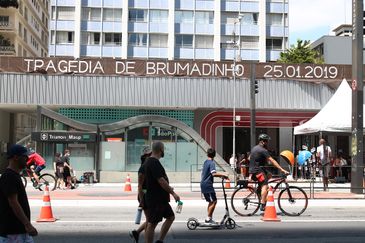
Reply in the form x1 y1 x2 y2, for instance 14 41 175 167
30 203 365 243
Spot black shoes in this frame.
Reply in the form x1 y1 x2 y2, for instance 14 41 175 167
260 203 266 211
129 230 139 243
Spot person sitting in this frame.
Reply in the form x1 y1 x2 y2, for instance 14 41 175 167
26 152 46 187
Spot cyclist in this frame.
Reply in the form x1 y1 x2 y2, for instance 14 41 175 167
26 152 46 187
248 134 289 211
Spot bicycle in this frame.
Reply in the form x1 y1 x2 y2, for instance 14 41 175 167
20 167 57 191
231 174 308 217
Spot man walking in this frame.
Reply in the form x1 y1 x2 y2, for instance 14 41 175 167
0 144 38 242
317 138 332 191
143 141 180 243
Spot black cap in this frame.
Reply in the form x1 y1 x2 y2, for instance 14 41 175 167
7 144 29 159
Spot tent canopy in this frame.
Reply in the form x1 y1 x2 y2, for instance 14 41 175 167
294 79 365 135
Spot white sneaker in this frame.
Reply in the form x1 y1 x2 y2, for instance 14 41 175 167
204 218 217 224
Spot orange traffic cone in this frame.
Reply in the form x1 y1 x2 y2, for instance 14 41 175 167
124 173 132 192
261 186 281 222
225 178 231 189
37 185 56 222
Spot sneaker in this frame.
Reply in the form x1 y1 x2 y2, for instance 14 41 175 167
155 241 163 243
204 218 217 224
260 203 266 211
129 230 139 243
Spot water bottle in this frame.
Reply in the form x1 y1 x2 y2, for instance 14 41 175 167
176 201 183 214
135 207 142 224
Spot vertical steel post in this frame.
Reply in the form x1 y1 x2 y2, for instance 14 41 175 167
351 0 364 194
250 64 256 148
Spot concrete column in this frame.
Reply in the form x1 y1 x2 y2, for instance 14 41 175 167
213 0 221 61
167 0 175 60
121 0 129 59
258 0 266 62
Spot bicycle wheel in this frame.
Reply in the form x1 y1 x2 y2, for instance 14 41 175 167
231 186 260 216
38 173 57 191
278 186 308 216
21 176 27 188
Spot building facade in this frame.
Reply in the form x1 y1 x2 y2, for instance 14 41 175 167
50 0 288 62
0 0 49 57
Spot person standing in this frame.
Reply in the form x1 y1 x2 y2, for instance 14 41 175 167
129 146 152 243
61 149 75 189
249 134 289 211
316 138 332 191
0 144 38 242
143 141 180 243
53 152 65 190
200 148 228 224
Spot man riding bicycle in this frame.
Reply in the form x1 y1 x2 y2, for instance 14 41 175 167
27 152 46 185
248 134 289 211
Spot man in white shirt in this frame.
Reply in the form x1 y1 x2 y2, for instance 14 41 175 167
316 139 332 191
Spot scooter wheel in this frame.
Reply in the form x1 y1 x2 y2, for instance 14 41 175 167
187 219 198 230
225 218 236 230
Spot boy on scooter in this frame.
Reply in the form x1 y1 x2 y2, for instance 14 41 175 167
200 148 228 224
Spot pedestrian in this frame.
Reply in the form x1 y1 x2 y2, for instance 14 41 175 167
61 149 75 189
53 152 65 190
129 146 152 243
0 144 38 242
229 154 237 170
316 138 332 191
143 141 180 243
200 148 228 224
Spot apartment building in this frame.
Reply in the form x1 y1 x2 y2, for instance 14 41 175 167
0 0 49 57
50 0 288 62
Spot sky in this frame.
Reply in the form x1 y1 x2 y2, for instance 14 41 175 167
289 0 352 45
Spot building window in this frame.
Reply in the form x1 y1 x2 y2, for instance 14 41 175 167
241 36 259 49
149 34 168 47
195 11 214 24
149 10 168 23
56 31 74 44
0 16 9 26
175 34 193 48
129 33 147 46
195 35 213 48
103 8 122 21
266 38 282 50
104 33 122 45
222 12 258 25
175 11 193 24
81 32 101 45
23 28 27 42
56 7 75 20
129 9 147 22
82 8 102 21
267 13 283 26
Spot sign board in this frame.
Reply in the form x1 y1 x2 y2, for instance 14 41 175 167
31 132 96 143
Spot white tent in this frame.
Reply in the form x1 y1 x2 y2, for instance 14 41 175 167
294 79 365 135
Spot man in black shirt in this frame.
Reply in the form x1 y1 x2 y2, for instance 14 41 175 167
249 134 289 211
143 141 180 243
0 144 38 242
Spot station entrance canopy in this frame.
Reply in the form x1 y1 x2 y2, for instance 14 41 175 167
0 57 352 82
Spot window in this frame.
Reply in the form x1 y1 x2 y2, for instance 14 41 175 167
23 28 27 42
150 10 168 23
149 34 168 47
241 36 259 49
56 31 74 44
0 16 9 26
103 8 122 21
175 35 193 48
195 35 213 48
129 9 147 22
82 8 102 21
81 31 100 45
129 33 147 46
175 11 193 24
267 13 282 26
104 33 122 45
57 7 75 20
195 11 214 24
266 38 282 50
222 12 258 25
220 36 234 49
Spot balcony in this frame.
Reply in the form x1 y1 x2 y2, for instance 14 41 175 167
0 45 16 56
0 21 15 31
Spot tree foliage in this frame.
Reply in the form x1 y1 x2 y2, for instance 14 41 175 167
278 39 324 64
0 0 18 8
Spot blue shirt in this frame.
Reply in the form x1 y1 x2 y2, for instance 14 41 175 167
200 159 216 193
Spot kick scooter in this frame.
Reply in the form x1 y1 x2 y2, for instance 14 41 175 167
187 177 236 230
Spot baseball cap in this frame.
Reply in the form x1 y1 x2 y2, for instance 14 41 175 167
7 144 29 159
142 146 152 155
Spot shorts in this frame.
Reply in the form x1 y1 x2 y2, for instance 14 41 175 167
251 171 269 186
34 165 46 175
203 192 217 203
322 163 330 177
0 234 34 243
145 202 174 224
